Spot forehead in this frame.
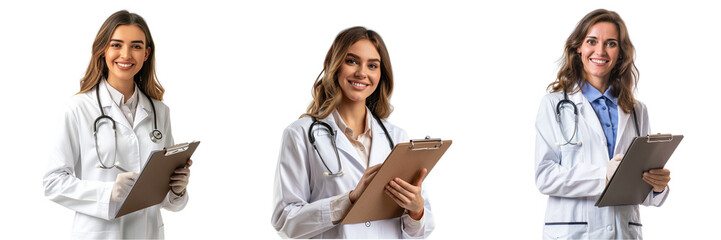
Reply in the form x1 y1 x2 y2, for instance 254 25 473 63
110 24 146 41
347 39 380 59
586 21 619 38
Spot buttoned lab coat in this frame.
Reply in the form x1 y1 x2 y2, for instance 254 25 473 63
272 115 435 239
43 80 187 239
535 89 668 239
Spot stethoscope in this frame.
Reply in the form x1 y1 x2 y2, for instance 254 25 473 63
556 91 639 146
308 113 394 176
93 82 162 172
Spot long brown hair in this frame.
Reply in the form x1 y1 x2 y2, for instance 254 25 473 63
548 9 639 113
304 26 394 119
77 10 164 100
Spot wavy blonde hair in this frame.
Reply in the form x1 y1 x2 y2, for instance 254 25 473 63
304 26 393 119
548 9 639 113
77 10 164 100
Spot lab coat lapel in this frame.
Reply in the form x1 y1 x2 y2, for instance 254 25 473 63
133 93 151 130
369 118 392 167
570 91 606 141
321 116 364 168
98 81 132 131
614 104 632 155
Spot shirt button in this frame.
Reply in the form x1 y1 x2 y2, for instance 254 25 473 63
605 123 611 127
607 225 613 231
365 221 371 227
602 106 607 110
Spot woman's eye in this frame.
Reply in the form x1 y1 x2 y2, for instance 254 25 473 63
110 43 121 48
586 39 596 45
133 45 143 49
368 64 378 70
345 59 357 65
606 41 617 47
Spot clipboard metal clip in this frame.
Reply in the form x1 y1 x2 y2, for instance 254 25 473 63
165 142 190 156
647 134 673 143
410 136 443 151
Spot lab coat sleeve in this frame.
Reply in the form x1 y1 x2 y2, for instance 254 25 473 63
642 187 668 206
271 126 336 239
43 104 116 220
397 128 435 238
400 188 434 238
534 95 606 198
158 106 189 211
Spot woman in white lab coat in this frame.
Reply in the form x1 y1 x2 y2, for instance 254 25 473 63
535 9 671 239
43 10 191 239
271 26 434 239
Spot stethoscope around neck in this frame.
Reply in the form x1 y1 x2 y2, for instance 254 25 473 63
93 81 162 172
555 91 639 146
308 112 394 177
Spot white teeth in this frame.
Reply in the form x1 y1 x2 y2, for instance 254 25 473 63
590 59 608 64
117 63 133 68
351 82 367 87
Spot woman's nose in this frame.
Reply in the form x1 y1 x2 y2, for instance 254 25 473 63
354 66 367 79
120 46 131 59
596 44 607 56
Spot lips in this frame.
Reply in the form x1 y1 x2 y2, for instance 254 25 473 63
348 80 370 90
115 62 134 70
590 58 609 65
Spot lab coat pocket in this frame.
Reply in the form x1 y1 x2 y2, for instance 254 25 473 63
543 222 588 240
559 144 583 168
627 221 643 239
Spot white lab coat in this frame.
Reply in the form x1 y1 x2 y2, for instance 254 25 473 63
535 89 668 239
271 115 435 239
43 80 188 239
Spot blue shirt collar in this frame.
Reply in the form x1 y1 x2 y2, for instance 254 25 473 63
580 81 618 105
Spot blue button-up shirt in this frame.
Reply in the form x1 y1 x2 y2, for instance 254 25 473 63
581 83 618 159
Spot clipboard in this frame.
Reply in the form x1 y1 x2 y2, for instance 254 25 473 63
115 141 200 218
342 137 452 224
595 134 682 207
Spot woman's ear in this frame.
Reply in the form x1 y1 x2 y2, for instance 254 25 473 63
144 47 151 61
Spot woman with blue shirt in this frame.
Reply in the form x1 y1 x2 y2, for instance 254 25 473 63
534 9 671 239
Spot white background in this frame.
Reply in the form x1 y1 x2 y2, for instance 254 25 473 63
1 0 718 239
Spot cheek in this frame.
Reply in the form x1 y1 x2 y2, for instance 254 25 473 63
370 72 381 85
336 67 352 83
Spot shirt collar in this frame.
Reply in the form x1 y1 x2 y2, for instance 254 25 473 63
104 78 139 109
331 107 373 138
580 81 618 105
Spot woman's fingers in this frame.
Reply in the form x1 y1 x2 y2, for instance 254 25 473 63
412 168 428 186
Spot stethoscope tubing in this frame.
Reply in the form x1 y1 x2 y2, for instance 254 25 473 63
555 91 639 147
93 82 161 171
309 112 394 177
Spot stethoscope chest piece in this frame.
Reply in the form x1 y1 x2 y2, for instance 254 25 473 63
150 129 163 143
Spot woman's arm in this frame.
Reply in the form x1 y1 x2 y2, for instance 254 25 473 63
271 126 337 239
395 128 435 238
158 106 189 211
637 102 670 207
43 103 116 220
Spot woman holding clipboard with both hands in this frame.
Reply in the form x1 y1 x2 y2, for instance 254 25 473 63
534 9 672 239
271 26 434 238
43 10 191 239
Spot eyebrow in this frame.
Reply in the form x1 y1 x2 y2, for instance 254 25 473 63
347 53 380 62
585 36 618 41
110 39 146 44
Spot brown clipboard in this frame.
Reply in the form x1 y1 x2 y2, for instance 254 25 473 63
595 134 682 207
342 137 451 224
115 141 200 218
